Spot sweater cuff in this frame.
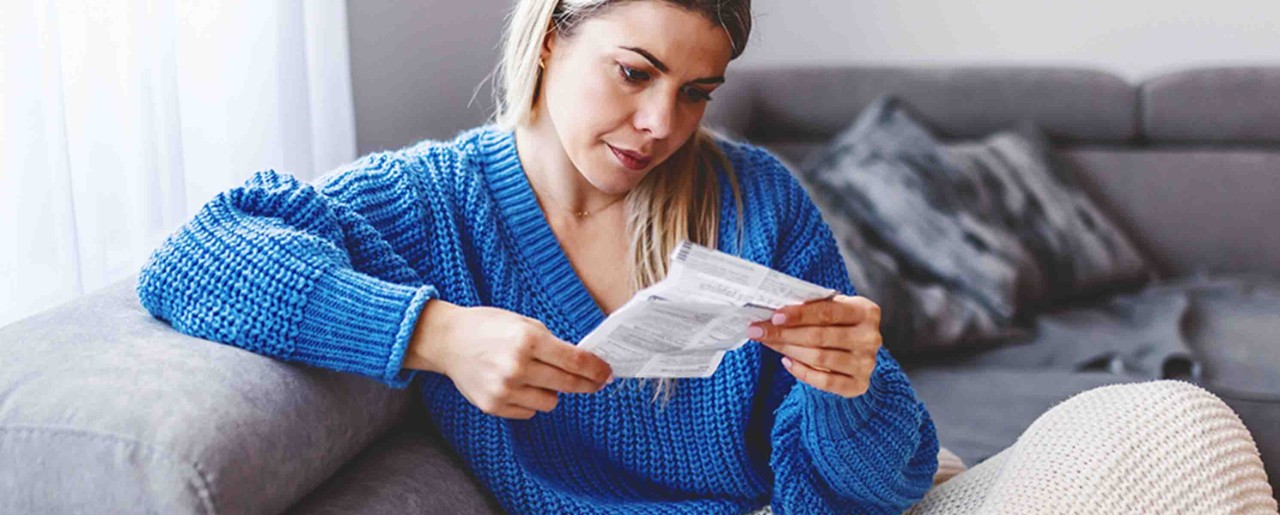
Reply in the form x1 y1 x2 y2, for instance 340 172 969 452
294 266 437 389
800 367 891 446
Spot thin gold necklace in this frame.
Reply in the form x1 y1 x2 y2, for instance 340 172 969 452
528 173 626 218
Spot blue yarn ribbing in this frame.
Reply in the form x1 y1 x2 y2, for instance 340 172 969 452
136 125 939 513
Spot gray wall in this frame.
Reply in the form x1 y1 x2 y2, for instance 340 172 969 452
346 0 508 154
738 0 1280 79
345 0 1280 155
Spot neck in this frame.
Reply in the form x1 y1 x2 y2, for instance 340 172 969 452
514 112 626 221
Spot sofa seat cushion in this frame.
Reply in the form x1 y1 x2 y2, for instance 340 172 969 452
285 416 502 514
1177 273 1280 492
0 276 417 514
915 278 1195 379
907 368 1142 467
909 273 1280 390
1176 274 1280 393
906 273 1280 493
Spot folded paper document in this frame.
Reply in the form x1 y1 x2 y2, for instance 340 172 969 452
577 241 838 378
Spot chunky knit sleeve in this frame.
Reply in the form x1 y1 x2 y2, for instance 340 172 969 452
136 152 438 390
762 161 939 514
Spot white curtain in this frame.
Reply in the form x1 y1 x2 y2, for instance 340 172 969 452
0 1 358 327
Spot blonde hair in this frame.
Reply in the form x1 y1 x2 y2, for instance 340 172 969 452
489 0 752 404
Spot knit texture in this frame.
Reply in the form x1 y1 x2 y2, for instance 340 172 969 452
906 381 1278 514
136 125 939 514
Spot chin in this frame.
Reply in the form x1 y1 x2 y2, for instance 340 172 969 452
589 157 652 193
586 171 644 195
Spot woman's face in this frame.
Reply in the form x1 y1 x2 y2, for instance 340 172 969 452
538 1 733 194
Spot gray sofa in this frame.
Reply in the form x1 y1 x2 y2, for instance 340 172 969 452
701 65 1280 488
2 65 1276 513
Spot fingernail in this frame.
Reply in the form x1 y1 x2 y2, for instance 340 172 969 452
772 313 787 325
747 325 763 339
782 357 793 369
606 376 615 385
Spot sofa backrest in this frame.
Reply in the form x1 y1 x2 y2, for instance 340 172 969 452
704 66 1280 278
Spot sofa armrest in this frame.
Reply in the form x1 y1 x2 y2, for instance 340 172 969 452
0 275 418 514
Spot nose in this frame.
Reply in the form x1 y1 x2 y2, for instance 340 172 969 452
633 90 676 140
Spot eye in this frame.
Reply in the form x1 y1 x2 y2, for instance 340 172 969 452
683 87 713 103
618 64 649 83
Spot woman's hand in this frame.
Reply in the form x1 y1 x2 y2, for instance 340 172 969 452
748 295 882 398
404 300 613 420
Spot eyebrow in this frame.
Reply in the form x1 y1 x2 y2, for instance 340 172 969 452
618 46 725 84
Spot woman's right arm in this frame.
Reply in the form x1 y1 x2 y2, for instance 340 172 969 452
137 151 613 412
136 153 438 390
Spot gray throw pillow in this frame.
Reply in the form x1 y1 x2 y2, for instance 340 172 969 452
942 124 1153 304
797 95 1151 355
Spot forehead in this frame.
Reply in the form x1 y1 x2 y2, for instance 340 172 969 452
573 2 733 74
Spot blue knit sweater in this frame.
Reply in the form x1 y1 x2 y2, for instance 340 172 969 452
136 125 938 514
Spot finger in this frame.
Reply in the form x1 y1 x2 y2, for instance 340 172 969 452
522 360 605 394
750 323 853 349
532 335 613 385
782 356 869 398
504 385 560 413
773 295 879 327
764 342 857 374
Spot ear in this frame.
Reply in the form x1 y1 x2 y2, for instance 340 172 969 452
540 24 557 63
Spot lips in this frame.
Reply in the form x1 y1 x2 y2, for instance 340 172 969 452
608 144 652 170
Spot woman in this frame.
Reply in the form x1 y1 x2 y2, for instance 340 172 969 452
137 0 939 512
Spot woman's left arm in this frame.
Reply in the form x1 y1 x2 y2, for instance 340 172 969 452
756 166 938 514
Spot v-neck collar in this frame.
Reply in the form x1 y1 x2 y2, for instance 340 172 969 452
478 126 608 341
